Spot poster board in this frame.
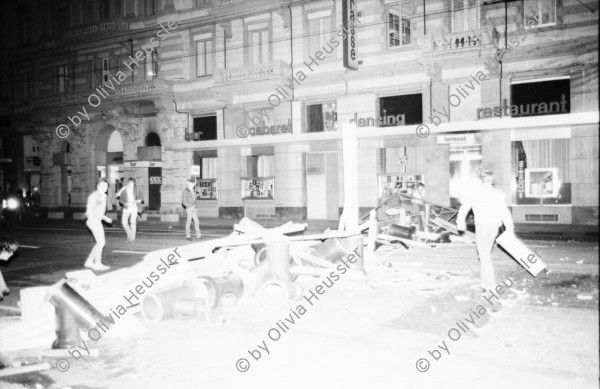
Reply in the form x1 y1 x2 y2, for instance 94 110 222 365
195 179 217 200
241 177 274 199
525 167 559 198
379 174 423 197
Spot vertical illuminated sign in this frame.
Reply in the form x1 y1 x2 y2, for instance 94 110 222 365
342 0 358 70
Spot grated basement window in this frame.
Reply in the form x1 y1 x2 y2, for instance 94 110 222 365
524 214 559 222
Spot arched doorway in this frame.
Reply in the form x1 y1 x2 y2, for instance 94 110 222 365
95 126 123 209
142 132 162 211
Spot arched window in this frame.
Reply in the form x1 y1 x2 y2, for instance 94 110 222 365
145 132 161 147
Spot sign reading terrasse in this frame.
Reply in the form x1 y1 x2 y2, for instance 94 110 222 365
436 134 477 145
342 0 358 70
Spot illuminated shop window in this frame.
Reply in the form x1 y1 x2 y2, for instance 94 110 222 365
243 154 274 199
512 139 570 205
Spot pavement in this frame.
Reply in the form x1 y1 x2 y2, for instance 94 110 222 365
0 218 598 389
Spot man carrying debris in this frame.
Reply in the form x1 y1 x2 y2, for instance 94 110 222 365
0 236 19 301
456 170 514 292
182 179 202 241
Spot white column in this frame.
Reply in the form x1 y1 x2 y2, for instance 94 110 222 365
342 121 358 229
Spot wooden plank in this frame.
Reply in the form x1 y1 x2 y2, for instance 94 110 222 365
377 234 436 248
0 363 50 377
211 230 364 249
431 218 476 241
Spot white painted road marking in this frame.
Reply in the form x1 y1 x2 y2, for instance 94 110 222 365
18 245 41 249
113 250 150 254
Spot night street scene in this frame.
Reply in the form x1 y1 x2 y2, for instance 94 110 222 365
0 0 598 388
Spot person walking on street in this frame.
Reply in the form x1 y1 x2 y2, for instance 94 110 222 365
84 178 112 271
0 236 18 301
116 178 143 243
182 179 201 241
456 170 514 292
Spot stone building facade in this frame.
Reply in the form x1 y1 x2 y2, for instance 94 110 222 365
1 0 598 225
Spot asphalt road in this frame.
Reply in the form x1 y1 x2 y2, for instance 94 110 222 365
1 222 232 291
0 221 598 389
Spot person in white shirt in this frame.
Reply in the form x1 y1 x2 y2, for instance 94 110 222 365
456 170 514 291
84 178 112 271
116 178 143 243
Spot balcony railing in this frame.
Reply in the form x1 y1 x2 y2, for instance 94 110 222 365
31 80 164 109
433 31 482 52
120 79 162 96
215 60 290 84
61 19 126 41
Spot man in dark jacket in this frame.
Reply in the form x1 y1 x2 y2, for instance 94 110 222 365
117 178 143 243
182 179 201 241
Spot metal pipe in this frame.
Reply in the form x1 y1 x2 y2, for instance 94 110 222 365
289 4 294 131
46 280 105 349
46 280 105 332
173 99 191 136
423 0 426 35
